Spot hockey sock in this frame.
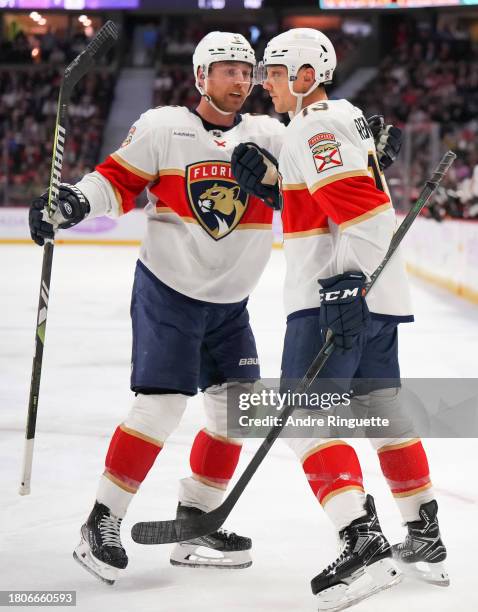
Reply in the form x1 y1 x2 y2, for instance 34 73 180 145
189 428 242 490
377 438 434 522
302 441 366 531
102 424 163 499
179 475 225 513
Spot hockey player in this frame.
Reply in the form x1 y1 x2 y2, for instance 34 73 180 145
29 30 402 586
231 28 448 611
29 31 284 584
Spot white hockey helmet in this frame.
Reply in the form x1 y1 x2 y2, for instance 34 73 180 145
259 28 336 116
193 31 256 115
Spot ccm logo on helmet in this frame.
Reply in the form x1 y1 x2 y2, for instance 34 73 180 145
322 288 359 302
239 358 259 366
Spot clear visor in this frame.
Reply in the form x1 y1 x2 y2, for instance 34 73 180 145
205 63 256 86
255 61 267 85
255 61 290 85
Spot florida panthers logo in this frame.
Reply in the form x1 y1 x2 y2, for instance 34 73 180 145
186 161 249 240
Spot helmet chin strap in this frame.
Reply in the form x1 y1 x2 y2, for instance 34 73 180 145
288 79 318 119
288 94 304 120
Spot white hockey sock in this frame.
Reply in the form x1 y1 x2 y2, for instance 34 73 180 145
178 476 224 513
323 489 368 532
394 486 436 523
96 473 135 518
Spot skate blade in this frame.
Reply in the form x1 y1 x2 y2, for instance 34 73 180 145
397 559 450 587
73 538 120 585
317 558 402 612
170 543 252 569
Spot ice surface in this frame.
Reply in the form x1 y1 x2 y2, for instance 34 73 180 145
1 245 477 611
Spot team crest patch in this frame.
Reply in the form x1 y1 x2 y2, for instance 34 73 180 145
186 161 249 240
308 132 343 174
121 126 136 148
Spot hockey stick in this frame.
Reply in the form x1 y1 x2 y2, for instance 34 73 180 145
19 22 119 496
131 150 456 543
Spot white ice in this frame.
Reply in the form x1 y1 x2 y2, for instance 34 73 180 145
1 245 477 612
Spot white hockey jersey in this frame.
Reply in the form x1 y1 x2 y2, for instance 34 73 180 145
76 106 285 303
279 99 413 320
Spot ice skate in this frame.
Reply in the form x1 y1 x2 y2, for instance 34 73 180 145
392 499 449 586
73 501 128 585
170 503 252 569
311 495 402 612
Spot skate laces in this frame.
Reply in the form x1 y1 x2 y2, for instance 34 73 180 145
325 532 351 573
397 533 412 551
99 514 123 548
217 528 239 543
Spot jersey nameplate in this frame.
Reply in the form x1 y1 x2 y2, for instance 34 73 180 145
354 117 373 141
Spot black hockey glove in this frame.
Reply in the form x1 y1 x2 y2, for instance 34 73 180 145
367 115 402 171
319 272 370 352
29 184 90 246
231 142 282 211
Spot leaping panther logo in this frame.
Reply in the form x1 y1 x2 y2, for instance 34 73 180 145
186 161 249 240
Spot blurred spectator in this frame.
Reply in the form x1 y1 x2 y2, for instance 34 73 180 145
354 24 478 220
0 68 116 206
0 27 114 65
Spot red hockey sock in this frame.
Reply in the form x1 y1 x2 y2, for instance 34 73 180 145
302 441 364 505
104 424 162 493
377 438 431 497
190 429 242 488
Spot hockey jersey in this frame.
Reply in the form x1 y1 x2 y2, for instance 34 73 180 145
76 106 285 303
279 99 413 320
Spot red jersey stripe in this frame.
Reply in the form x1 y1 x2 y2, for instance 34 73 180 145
282 186 329 234
150 175 194 219
312 175 391 227
96 155 150 213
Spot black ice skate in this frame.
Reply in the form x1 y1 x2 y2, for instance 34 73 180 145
311 495 402 612
170 503 252 569
392 499 449 586
73 501 128 585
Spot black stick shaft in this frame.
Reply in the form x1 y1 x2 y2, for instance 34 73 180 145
19 22 118 496
228 152 457 506
131 150 456 544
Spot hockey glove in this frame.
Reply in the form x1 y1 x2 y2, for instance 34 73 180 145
29 184 90 246
319 272 370 352
367 115 402 171
231 142 282 210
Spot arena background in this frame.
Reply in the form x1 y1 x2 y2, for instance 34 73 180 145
1 0 478 300
1 4 478 612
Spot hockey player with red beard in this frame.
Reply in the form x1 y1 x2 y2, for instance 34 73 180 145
29 30 401 586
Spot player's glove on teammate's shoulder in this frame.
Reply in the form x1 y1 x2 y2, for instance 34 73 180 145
319 272 370 352
367 115 402 171
231 142 282 211
29 183 90 246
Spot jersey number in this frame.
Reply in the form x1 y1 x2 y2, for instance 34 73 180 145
368 153 384 193
302 102 329 117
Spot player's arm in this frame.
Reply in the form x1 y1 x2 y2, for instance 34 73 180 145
295 116 396 350
230 117 401 212
29 111 161 246
299 118 396 277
